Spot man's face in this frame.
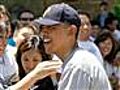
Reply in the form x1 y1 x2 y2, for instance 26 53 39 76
78 14 92 40
0 31 7 56
40 24 69 54
19 12 34 25
100 5 108 11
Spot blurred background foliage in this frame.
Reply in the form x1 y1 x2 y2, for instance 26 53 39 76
113 0 120 22
0 0 118 20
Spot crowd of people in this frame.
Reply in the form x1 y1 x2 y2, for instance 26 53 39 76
0 1 120 90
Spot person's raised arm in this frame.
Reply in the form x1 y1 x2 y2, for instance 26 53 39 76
8 60 62 90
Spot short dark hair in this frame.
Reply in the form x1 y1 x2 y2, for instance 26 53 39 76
100 1 108 7
77 10 91 20
104 16 117 28
91 20 100 27
17 9 35 20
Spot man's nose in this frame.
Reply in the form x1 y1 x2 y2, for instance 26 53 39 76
83 24 88 29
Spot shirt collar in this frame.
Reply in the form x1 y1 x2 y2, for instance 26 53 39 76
61 44 79 71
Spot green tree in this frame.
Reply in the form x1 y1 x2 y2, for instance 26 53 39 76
112 0 120 22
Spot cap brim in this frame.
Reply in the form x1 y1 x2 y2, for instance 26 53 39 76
36 18 61 26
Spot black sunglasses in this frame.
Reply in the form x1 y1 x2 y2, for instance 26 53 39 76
20 17 34 21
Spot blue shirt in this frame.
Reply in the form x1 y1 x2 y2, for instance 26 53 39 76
7 38 16 47
0 50 18 90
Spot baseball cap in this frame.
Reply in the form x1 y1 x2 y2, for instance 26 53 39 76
37 3 81 28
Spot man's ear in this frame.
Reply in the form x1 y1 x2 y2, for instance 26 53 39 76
68 25 77 36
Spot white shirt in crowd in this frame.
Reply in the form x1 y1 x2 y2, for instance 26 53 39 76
78 40 103 65
112 29 120 42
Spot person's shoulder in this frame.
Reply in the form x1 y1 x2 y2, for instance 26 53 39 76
72 49 102 68
74 48 96 59
70 49 105 75
5 44 17 56
114 29 120 33
4 49 17 65
89 41 101 51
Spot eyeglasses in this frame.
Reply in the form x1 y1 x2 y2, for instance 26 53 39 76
20 17 34 21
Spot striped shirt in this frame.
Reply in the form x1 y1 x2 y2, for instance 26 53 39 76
58 47 112 90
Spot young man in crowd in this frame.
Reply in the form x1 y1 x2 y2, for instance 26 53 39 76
96 1 113 28
77 11 103 65
38 3 112 90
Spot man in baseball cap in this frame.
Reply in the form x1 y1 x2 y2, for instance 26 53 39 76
39 3 111 90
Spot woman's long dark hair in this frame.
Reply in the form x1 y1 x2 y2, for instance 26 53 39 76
94 30 119 64
16 35 55 90
16 35 51 79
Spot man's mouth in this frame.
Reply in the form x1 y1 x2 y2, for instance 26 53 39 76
43 38 51 44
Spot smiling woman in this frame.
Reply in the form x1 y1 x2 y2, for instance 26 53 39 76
16 35 55 90
94 30 120 90
94 30 119 62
